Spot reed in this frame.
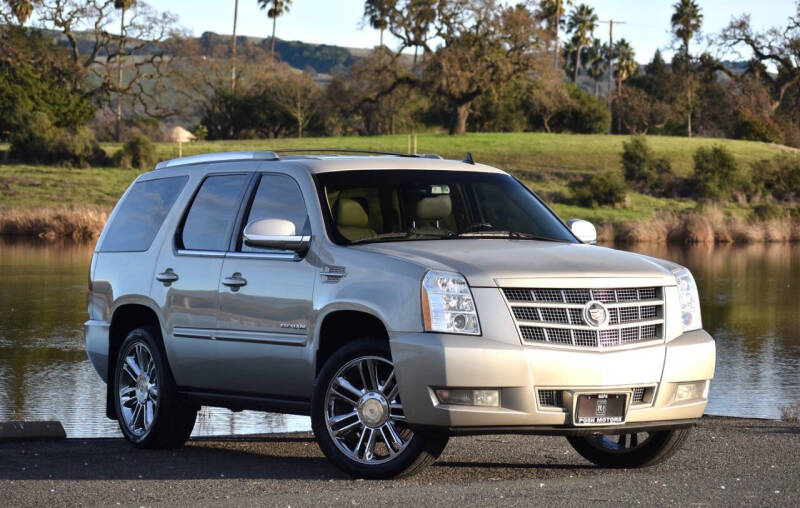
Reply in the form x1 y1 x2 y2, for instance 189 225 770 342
0 206 108 240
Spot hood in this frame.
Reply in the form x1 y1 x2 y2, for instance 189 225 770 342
355 239 676 287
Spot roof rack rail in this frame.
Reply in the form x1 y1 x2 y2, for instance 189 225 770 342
272 148 438 158
155 151 279 170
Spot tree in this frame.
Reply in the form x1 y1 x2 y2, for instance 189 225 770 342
1 0 179 124
671 0 702 137
526 70 573 133
258 0 293 59
381 0 540 134
272 71 321 137
232 0 239 92
536 0 571 71
4 0 33 22
114 1 137 142
585 38 607 97
670 0 702 59
364 0 395 47
566 3 597 83
612 39 637 133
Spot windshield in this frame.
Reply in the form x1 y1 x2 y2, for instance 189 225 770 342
315 170 576 245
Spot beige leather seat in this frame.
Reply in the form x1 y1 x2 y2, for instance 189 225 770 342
334 198 377 242
413 195 453 235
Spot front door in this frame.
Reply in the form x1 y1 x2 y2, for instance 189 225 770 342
214 173 316 398
153 172 252 389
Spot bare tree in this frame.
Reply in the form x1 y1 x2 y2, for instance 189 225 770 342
1 0 181 122
272 71 320 138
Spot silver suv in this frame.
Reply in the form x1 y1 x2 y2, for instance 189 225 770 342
85 150 715 478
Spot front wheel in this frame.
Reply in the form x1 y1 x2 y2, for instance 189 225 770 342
566 428 692 468
311 338 448 479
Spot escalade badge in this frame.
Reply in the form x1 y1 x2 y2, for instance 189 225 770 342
582 301 610 328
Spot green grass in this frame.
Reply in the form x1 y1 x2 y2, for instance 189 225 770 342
106 133 795 177
1 133 795 221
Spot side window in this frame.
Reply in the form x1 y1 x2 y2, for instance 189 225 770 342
240 174 309 253
100 176 187 252
181 174 249 251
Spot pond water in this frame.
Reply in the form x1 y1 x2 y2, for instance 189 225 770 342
1 239 798 437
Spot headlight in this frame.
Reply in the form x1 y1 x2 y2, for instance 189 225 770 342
421 270 481 335
673 267 702 332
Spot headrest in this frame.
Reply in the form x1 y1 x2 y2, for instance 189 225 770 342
335 198 369 228
416 195 452 220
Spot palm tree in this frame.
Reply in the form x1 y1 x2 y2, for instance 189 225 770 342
8 0 35 23
537 0 571 71
614 38 638 90
586 38 607 98
364 0 395 47
231 0 239 92
670 0 702 137
566 3 598 83
258 0 293 59
114 0 136 142
670 0 702 58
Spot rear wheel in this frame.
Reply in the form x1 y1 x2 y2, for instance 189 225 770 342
566 428 691 468
114 327 197 449
311 338 448 479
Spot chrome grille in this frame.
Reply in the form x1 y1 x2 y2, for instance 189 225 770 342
503 286 665 349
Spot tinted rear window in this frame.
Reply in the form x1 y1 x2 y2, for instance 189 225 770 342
101 176 188 252
180 174 250 251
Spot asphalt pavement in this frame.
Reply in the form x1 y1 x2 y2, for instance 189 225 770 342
0 416 797 507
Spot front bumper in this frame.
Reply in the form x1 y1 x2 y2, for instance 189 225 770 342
390 329 715 431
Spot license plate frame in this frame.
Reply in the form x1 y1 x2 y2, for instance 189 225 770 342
574 393 627 425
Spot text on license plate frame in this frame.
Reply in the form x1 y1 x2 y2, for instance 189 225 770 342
575 393 627 425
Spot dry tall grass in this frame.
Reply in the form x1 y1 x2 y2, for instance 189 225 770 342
0 206 108 240
606 206 800 244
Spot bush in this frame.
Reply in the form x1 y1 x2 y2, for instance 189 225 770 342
734 114 784 144
569 171 628 207
551 84 611 134
621 136 656 188
752 203 785 221
9 112 106 166
689 145 740 201
114 135 157 170
751 155 800 201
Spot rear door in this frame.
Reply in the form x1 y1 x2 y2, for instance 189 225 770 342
152 172 252 389
213 172 317 398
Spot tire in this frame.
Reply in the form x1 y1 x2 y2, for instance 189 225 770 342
311 338 448 479
113 326 197 449
566 427 692 468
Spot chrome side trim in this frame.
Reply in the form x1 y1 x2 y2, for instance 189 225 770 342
214 329 307 346
173 327 215 340
172 327 306 346
176 249 226 258
225 251 299 261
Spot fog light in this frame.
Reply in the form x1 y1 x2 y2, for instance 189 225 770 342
435 389 500 407
675 382 705 402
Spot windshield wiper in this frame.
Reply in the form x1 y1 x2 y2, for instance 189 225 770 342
349 231 453 245
457 230 566 242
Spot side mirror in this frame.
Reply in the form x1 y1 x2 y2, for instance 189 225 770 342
566 218 597 245
243 218 310 253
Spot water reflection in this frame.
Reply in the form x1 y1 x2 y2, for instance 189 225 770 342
1 239 798 438
621 242 800 419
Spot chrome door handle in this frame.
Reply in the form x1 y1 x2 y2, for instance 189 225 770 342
156 269 179 286
222 273 247 291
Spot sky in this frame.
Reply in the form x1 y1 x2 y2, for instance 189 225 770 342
143 1 797 63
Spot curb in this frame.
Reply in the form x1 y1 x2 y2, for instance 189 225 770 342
0 421 66 441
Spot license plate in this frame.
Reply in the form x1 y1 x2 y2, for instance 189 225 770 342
575 394 626 425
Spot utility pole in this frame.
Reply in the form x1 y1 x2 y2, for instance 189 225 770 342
553 0 561 71
116 7 126 143
231 0 239 93
598 19 626 134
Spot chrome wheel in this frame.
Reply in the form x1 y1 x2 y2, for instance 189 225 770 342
118 341 159 437
588 432 655 453
324 355 412 465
